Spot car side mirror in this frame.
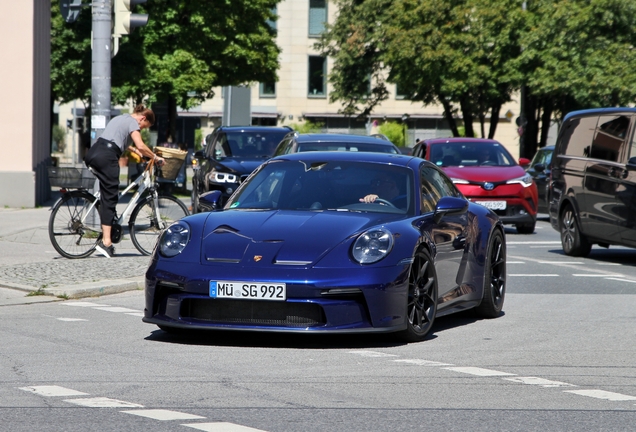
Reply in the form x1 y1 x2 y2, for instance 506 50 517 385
433 196 469 223
194 150 204 159
199 190 223 212
534 163 545 173
627 156 636 170
519 157 531 168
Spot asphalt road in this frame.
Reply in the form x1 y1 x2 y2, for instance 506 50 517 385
2 216 636 432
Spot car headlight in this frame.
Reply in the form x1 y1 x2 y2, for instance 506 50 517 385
450 178 470 184
211 169 238 183
159 221 191 257
352 228 394 264
506 173 534 187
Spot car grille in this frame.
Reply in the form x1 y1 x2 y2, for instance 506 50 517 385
180 298 326 327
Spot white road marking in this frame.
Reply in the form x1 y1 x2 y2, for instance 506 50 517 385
509 274 559 277
393 359 453 366
19 385 89 397
503 377 575 388
126 312 145 317
564 389 636 401
348 350 398 358
606 278 636 284
444 367 515 377
598 263 621 266
92 306 141 313
507 261 525 264
122 409 205 421
57 318 88 322
63 302 110 307
507 241 561 245
182 422 267 432
572 274 622 278
538 261 583 264
64 397 144 408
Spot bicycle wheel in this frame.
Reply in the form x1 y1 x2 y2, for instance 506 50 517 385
49 191 101 259
129 194 189 255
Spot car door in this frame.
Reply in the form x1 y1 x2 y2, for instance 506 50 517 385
581 114 631 243
419 165 468 303
618 117 636 246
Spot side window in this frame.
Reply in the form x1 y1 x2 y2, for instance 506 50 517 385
629 117 636 161
274 138 291 156
557 116 598 157
590 115 630 162
420 166 459 213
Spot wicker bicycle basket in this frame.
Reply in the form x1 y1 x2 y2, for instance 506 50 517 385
48 167 96 189
154 146 187 180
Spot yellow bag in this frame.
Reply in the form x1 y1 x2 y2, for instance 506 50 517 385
126 148 142 164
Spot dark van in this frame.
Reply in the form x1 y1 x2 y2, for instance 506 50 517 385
548 108 636 256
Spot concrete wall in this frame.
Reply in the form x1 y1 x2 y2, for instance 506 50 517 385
0 0 51 207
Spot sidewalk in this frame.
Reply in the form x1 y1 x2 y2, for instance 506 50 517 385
0 180 191 306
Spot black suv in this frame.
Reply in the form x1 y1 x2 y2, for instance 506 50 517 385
548 108 636 256
191 126 292 213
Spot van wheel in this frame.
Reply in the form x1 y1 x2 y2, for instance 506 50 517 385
560 204 591 256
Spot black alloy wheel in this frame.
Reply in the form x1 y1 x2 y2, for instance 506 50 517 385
559 205 591 257
475 229 506 318
398 248 438 342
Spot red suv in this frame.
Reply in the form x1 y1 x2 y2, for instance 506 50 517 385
413 138 538 234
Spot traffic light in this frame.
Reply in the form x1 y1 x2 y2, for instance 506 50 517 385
114 0 148 37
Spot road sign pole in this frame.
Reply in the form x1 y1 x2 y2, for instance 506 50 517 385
91 0 112 146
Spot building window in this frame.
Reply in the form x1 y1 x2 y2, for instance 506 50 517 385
308 56 326 97
395 83 407 100
308 0 327 37
260 82 276 98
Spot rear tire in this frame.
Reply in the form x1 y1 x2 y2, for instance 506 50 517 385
515 221 535 234
397 248 438 342
474 229 506 318
559 204 591 257
48 191 100 259
129 194 189 255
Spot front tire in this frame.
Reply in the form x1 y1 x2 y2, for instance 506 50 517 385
48 191 100 259
397 248 438 342
559 204 591 257
129 195 189 255
475 229 506 318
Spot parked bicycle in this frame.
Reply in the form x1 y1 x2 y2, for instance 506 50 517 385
48 159 189 259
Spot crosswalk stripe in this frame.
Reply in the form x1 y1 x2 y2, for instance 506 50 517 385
64 397 144 408
122 409 205 421
503 377 575 387
182 422 268 432
564 389 636 401
444 367 515 377
19 385 88 397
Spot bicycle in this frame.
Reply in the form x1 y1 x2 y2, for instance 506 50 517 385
48 159 189 259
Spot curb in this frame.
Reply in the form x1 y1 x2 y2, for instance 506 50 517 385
0 277 144 300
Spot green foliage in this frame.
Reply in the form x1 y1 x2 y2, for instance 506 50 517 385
289 120 324 133
52 0 281 111
194 129 203 151
140 129 151 147
377 121 404 147
51 124 66 152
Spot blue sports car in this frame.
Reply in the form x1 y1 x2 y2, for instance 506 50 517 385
144 151 506 341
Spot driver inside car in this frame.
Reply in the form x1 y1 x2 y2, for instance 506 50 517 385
360 173 406 207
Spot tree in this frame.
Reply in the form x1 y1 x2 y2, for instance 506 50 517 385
517 0 636 157
318 0 524 139
51 0 281 136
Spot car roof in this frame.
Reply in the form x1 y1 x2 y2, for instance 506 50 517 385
424 137 502 145
215 126 292 133
294 133 395 145
272 150 414 166
564 107 636 122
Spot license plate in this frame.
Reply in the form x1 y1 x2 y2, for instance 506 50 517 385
210 280 286 301
474 200 507 210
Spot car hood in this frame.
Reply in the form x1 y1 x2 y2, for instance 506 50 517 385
214 158 266 175
440 165 526 182
200 210 396 266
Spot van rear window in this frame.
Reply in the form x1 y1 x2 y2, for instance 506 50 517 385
557 116 598 157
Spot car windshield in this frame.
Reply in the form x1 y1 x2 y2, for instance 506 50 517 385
530 148 553 166
297 142 398 154
429 142 516 167
226 160 414 215
213 131 287 159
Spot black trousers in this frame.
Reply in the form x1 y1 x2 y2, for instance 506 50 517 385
84 138 122 227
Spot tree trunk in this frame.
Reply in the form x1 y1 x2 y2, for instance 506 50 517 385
539 102 553 148
459 97 475 137
488 103 501 139
440 97 460 137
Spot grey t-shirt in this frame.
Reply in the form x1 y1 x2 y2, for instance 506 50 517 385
100 114 139 151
